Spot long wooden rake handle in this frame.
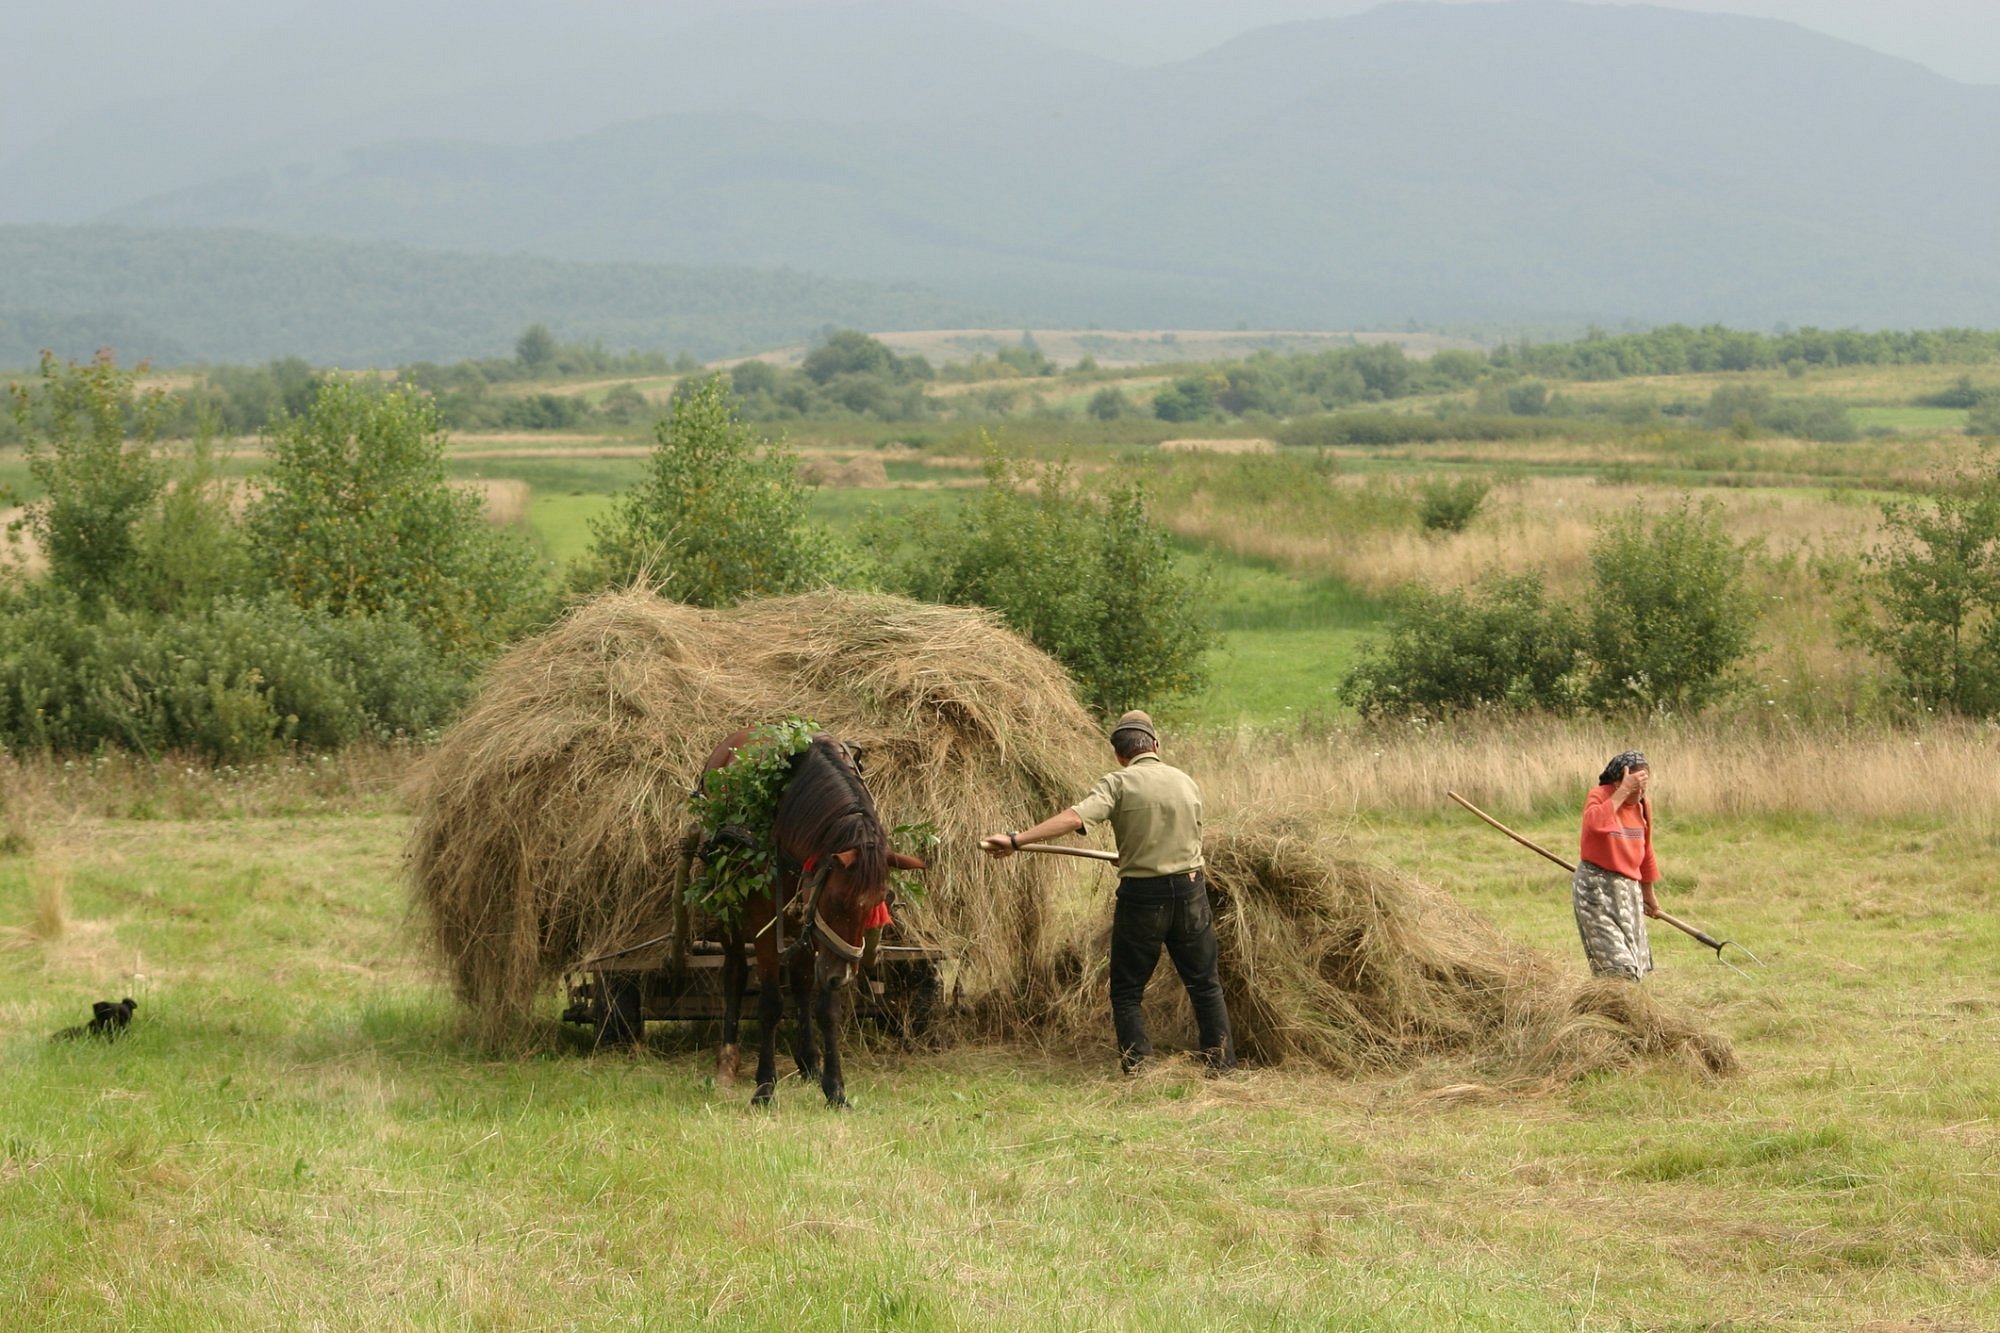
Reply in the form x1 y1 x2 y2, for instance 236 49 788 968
1445 790 1759 968
1013 843 1120 863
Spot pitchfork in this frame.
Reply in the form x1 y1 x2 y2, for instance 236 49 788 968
1447 791 1763 980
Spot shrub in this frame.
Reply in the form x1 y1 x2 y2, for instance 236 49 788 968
1416 477 1490 533
1087 386 1135 421
1586 498 1756 713
874 456 1213 715
1339 573 1588 719
0 593 467 760
9 351 169 607
579 374 839 605
1275 413 1581 448
247 379 548 656
1851 463 2000 716
1970 397 2000 438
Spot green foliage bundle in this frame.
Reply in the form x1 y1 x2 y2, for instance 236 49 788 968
1340 574 1588 719
247 379 548 656
687 717 819 925
579 375 839 604
874 454 1213 715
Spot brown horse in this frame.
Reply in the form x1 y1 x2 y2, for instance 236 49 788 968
695 727 924 1108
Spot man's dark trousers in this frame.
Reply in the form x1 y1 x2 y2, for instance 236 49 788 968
1108 871 1234 1071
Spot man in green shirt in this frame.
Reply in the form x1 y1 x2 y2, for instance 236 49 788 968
981 711 1235 1073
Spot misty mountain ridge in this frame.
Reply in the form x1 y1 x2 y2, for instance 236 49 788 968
8 1 2000 343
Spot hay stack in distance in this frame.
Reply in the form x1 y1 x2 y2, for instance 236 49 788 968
408 588 1105 1042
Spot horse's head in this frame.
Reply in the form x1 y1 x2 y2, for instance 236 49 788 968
775 735 926 990
806 845 926 990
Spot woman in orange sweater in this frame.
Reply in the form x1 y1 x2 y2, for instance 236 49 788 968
1574 750 1661 980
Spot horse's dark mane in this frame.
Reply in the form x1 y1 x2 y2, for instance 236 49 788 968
773 735 887 893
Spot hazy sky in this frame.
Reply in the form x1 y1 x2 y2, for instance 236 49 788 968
7 0 1995 167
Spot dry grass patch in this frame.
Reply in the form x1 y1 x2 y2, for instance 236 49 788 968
453 478 532 525
1159 438 1274 454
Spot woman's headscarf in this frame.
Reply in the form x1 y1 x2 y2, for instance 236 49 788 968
1597 750 1648 787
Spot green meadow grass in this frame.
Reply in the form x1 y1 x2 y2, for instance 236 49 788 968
3 772 1996 1330
1173 555 1385 729
1849 405 1970 432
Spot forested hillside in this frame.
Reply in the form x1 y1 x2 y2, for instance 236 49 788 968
0 227 977 367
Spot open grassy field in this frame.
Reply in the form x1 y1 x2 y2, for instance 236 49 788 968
3 731 1996 1331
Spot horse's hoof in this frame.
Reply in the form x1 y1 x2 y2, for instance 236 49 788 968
717 1044 740 1085
825 1091 849 1111
751 1083 775 1108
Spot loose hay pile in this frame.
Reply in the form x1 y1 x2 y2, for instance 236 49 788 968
1040 811 1737 1081
410 588 1736 1082
408 588 1105 1042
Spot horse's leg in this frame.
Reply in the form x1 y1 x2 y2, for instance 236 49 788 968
815 970 849 1109
750 907 783 1107
790 948 819 1080
717 924 745 1087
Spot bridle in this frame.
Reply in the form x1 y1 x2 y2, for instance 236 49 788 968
783 856 869 970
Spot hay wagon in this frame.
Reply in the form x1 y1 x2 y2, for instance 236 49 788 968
560 926 947 1047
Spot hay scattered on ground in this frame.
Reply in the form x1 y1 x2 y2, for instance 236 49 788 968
407 588 1104 1042
1035 811 1737 1083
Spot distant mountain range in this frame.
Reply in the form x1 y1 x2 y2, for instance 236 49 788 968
4 0 1998 359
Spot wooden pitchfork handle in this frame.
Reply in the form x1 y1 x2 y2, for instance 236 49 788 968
1445 790 1761 968
1011 843 1120 863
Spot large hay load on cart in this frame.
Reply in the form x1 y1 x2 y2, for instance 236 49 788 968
407 589 1105 1046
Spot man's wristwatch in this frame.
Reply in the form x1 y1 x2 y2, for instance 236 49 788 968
1007 831 1021 850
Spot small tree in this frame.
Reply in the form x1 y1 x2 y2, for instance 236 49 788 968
878 455 1212 715
515 323 558 372
581 375 835 605
1586 497 1756 712
247 380 545 656
1086 386 1133 421
10 351 168 607
1851 462 2000 715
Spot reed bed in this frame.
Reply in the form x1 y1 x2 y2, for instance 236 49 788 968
1186 715 2000 829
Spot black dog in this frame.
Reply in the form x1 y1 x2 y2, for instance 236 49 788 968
51 997 137 1042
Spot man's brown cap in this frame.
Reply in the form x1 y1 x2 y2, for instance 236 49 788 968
1111 710 1157 745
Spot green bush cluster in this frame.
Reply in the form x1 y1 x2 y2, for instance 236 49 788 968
1 354 544 760
871 455 1214 716
1275 413 1583 448
1343 499 1756 719
0 595 467 758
